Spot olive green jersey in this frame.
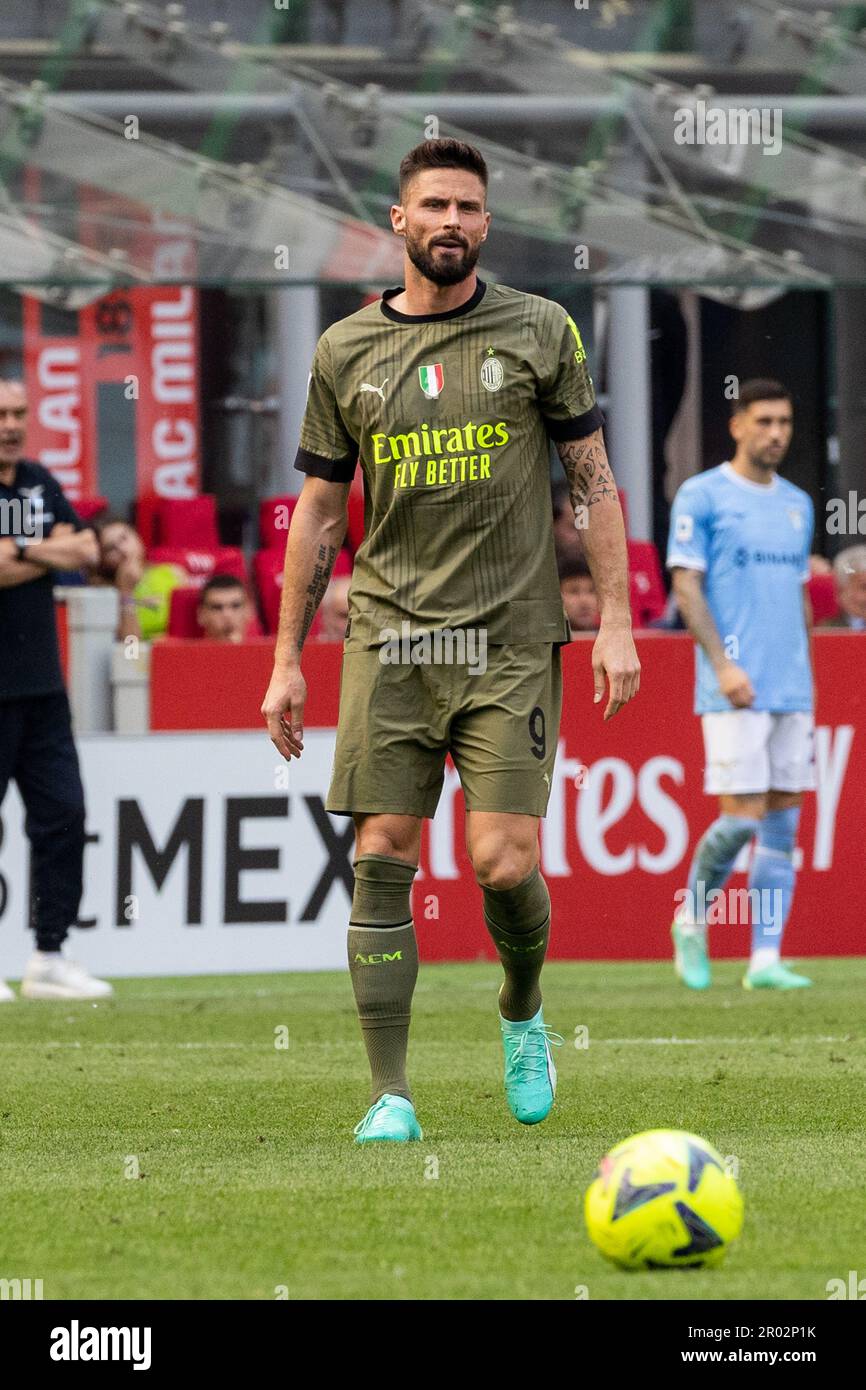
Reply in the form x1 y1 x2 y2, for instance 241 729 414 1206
295 279 603 649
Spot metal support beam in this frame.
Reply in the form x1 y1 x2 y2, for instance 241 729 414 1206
606 288 653 543
45 91 866 136
274 284 320 497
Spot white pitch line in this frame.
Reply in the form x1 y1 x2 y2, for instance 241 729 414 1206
0 987 299 1003
591 1036 852 1046
100 988 289 1002
0 1040 255 1049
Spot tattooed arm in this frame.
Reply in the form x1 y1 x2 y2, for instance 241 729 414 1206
263 476 350 760
556 427 640 719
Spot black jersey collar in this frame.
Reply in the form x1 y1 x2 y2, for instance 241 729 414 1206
380 278 487 324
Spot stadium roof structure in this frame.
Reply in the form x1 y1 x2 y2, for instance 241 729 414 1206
726 0 866 96
413 0 866 286
0 197 148 308
0 0 864 300
0 67 406 305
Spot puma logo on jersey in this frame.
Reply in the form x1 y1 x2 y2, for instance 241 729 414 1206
360 378 388 402
542 772 551 788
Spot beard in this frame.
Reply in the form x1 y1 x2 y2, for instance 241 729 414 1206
404 228 482 286
754 448 785 470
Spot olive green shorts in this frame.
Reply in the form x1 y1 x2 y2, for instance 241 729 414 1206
326 642 563 819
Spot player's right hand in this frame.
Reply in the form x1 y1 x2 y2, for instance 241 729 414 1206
262 666 307 760
718 660 755 708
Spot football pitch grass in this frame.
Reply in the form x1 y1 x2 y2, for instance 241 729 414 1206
1 959 864 1302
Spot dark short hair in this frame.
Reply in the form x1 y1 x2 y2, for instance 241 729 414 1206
558 552 592 583
198 574 246 604
731 379 792 416
398 139 488 202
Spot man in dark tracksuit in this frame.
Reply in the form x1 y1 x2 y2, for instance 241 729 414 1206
0 378 112 1001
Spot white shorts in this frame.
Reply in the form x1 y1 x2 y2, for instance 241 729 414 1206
701 710 816 796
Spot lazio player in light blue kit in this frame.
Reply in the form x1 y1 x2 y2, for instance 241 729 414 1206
667 380 815 991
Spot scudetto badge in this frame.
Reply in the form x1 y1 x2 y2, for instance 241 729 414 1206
419 363 444 398
480 355 504 392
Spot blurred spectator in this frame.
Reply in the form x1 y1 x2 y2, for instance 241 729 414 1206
197 575 253 643
93 518 188 641
822 546 866 630
558 553 599 634
317 574 351 642
552 477 586 570
808 554 832 576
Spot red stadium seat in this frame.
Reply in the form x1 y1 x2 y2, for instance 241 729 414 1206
148 545 248 587
136 494 220 549
262 488 364 556
629 573 657 629
627 539 667 626
210 547 248 582
259 495 298 550
158 495 220 549
252 546 353 635
75 496 108 524
808 573 839 624
254 550 287 636
136 495 160 548
167 586 205 638
332 547 353 578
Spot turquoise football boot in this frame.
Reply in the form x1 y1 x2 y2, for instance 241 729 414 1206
671 920 711 991
353 1093 422 1144
743 961 812 991
500 1004 563 1125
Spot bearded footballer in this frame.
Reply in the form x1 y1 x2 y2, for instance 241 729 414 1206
263 139 640 1142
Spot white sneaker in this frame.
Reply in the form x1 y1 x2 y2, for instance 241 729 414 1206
0 978 15 1002
20 950 114 1001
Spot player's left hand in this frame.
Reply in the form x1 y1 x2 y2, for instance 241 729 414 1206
592 624 641 721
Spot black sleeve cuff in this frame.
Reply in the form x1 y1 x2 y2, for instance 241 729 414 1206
542 402 605 442
294 447 357 483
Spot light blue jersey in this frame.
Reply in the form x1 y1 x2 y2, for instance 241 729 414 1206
667 463 813 714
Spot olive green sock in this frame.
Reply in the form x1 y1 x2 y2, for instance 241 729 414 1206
349 854 419 1104
482 866 551 1022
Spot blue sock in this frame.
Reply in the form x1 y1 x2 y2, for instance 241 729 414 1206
678 814 761 931
748 807 800 962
